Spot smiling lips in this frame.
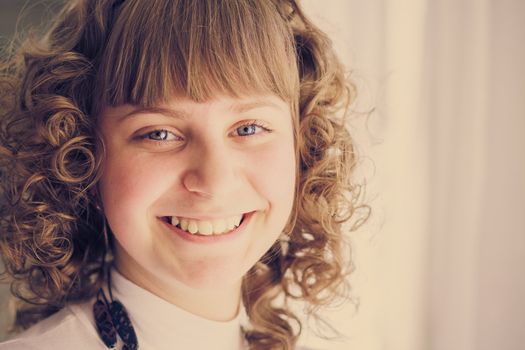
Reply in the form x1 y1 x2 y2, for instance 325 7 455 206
167 214 245 236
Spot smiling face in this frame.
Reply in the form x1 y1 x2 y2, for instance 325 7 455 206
97 94 296 311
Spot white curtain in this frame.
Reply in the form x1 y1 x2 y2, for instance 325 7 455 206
299 0 525 349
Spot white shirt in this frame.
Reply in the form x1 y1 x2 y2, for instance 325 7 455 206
0 268 247 349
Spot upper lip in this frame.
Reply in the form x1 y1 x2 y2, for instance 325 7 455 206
161 211 252 221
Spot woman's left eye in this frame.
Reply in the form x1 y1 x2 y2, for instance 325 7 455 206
233 121 272 137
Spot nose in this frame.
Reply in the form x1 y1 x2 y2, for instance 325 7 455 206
181 141 241 199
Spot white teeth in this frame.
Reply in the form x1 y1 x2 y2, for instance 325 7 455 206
212 219 227 234
197 221 213 235
226 217 234 231
168 214 244 236
187 221 198 234
180 219 189 231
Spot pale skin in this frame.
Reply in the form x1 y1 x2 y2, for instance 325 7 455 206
97 94 296 322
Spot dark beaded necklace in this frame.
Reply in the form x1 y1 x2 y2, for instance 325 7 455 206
93 266 139 349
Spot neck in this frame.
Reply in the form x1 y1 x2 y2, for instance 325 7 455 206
113 251 242 322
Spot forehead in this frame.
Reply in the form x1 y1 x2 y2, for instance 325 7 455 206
101 94 291 122
159 95 289 115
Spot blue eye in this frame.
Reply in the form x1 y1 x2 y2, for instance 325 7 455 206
140 129 178 142
236 125 257 136
234 121 272 137
138 121 271 145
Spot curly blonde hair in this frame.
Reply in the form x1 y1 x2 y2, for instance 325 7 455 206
0 0 370 349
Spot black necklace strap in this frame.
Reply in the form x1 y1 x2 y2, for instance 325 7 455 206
106 263 115 302
93 265 139 349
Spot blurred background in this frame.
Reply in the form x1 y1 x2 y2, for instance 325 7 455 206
1 0 524 349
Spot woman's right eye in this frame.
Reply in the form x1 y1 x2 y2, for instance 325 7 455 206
138 129 181 143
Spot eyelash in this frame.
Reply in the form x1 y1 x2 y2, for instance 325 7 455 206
137 120 273 145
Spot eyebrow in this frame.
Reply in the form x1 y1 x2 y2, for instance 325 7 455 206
118 106 186 122
230 99 284 114
117 98 284 122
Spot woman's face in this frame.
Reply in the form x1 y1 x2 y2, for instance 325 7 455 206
98 94 296 296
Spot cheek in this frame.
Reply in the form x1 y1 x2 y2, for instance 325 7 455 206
99 152 169 232
246 138 296 213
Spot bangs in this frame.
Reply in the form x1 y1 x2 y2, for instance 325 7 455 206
95 0 299 110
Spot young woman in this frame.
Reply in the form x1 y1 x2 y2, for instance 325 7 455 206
0 0 369 349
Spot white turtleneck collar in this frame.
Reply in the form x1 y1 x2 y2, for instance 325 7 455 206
106 267 249 350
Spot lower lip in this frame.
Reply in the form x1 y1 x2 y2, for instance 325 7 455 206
159 211 254 244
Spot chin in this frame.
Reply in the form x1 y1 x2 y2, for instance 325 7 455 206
169 259 247 291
